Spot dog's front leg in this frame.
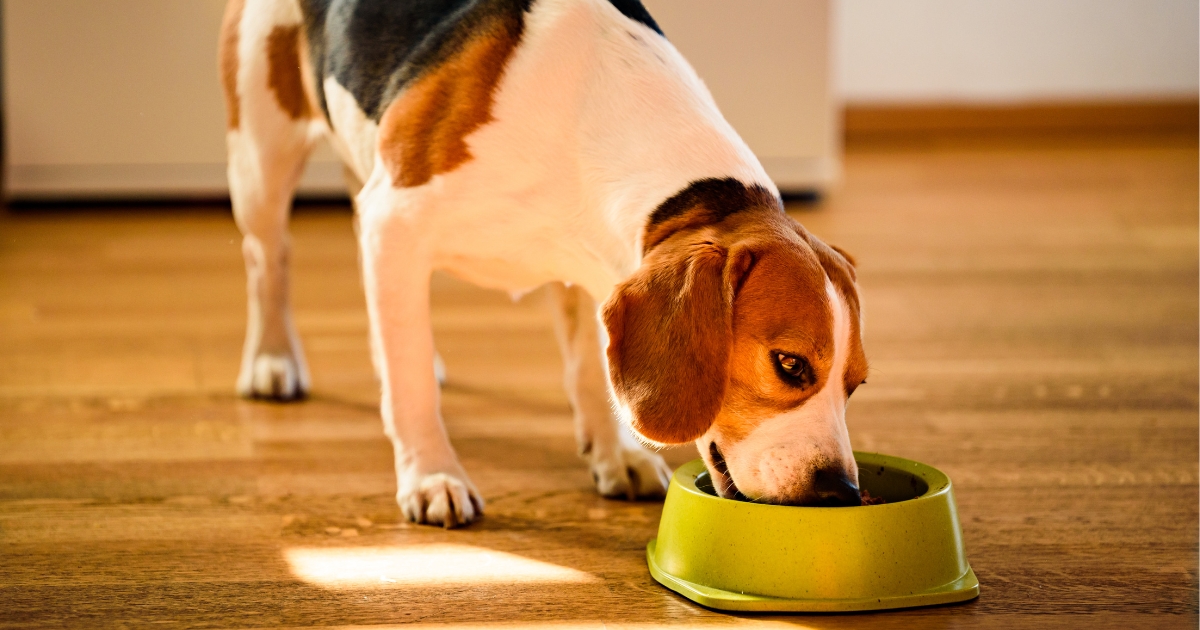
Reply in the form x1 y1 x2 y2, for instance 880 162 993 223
359 201 482 528
548 282 672 499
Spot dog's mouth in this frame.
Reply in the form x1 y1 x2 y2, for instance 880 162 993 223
708 442 749 501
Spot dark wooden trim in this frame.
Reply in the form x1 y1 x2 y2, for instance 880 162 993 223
844 99 1199 139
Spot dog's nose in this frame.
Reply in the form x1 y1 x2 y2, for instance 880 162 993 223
812 466 862 506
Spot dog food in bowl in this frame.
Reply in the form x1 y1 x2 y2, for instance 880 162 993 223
693 463 926 506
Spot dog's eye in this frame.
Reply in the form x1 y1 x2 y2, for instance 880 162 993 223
773 352 815 387
778 354 796 371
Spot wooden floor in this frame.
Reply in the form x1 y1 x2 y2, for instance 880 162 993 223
1 132 1197 629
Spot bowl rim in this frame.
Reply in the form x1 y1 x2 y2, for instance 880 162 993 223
673 451 952 510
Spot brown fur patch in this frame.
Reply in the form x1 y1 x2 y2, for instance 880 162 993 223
796 227 870 394
607 199 868 447
705 211 841 445
604 228 735 444
377 14 523 188
267 25 313 120
725 237 833 411
218 0 245 129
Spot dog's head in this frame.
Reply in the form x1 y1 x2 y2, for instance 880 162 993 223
603 179 868 506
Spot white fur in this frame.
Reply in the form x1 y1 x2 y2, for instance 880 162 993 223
322 78 378 183
229 0 775 525
709 278 858 502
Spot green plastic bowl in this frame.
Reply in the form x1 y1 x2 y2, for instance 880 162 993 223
646 452 979 612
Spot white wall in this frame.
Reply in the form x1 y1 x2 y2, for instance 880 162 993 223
5 1 1197 199
4 0 838 198
837 0 1200 103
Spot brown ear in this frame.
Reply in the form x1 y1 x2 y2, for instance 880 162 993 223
829 244 857 270
602 236 737 445
788 216 857 282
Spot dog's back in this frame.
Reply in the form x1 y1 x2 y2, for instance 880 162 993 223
302 0 534 122
221 0 674 187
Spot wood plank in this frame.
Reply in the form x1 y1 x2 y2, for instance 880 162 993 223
0 132 1196 628
845 100 1200 141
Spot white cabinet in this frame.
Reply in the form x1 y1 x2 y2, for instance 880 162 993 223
3 0 836 200
644 0 838 193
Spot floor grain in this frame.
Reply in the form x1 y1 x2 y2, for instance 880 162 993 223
1 133 1196 628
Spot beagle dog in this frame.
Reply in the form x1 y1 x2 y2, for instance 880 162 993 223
220 0 868 527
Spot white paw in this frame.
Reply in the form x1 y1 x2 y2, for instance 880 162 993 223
237 352 309 401
398 470 484 528
589 445 673 500
434 353 447 386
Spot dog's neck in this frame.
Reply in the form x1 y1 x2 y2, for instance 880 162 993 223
509 0 776 301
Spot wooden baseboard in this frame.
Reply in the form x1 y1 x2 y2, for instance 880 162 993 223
844 99 1199 140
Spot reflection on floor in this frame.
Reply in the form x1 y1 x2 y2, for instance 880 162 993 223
284 543 597 587
1 132 1196 628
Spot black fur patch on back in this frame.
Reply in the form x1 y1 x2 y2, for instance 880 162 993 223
644 178 783 252
299 0 533 121
606 0 662 35
298 0 333 115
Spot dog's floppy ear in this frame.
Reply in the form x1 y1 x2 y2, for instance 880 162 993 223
788 216 857 283
828 244 856 270
602 234 745 445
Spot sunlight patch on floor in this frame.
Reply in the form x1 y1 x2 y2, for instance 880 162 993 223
314 622 809 629
294 622 806 629
284 543 598 587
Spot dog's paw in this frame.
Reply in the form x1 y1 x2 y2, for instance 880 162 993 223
237 352 309 401
397 470 484 528
589 445 672 500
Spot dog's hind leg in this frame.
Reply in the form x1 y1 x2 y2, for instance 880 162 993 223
222 0 317 400
547 282 672 499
